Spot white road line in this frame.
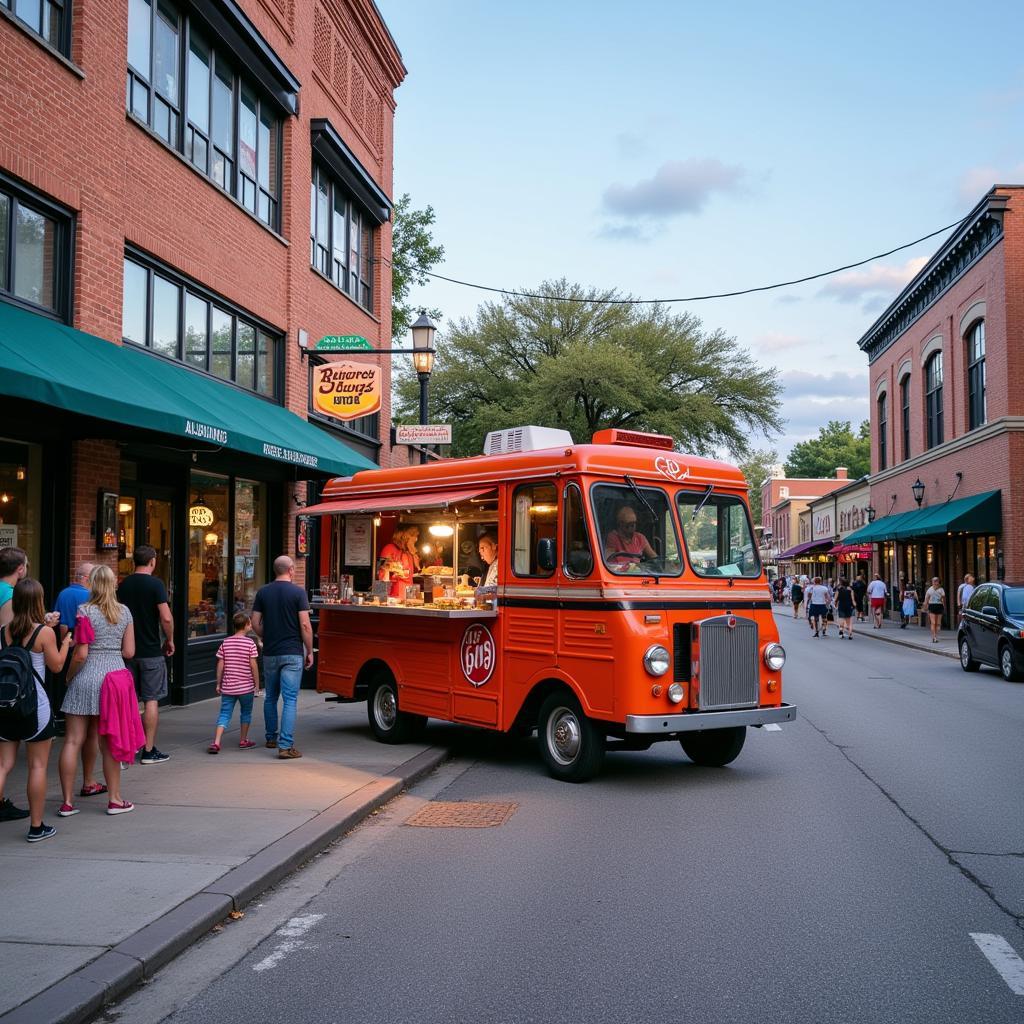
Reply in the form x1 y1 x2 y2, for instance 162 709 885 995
253 913 325 973
970 933 1024 994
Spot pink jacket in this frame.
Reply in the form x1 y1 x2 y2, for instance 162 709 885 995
99 669 145 763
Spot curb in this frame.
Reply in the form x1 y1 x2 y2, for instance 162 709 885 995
0 745 451 1024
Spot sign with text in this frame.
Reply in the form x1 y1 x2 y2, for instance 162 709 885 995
312 362 382 421
395 424 452 446
316 335 373 352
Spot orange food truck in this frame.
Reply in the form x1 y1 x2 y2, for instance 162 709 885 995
306 426 794 781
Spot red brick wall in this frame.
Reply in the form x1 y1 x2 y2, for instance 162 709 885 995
68 441 120 571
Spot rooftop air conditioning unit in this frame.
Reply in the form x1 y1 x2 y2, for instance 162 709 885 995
483 426 574 455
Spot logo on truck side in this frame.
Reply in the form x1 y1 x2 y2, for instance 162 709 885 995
461 624 496 687
655 456 690 482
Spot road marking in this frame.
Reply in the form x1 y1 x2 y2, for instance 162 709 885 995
763 724 782 732
252 913 325 973
970 933 1024 994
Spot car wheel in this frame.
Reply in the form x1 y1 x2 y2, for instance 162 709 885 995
959 636 980 672
999 643 1022 682
367 673 425 743
537 691 605 783
680 726 746 767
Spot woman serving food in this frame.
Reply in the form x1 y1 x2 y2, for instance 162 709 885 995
377 524 421 598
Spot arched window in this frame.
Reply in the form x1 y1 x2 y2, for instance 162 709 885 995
900 375 911 461
877 392 887 470
967 320 986 430
925 351 943 449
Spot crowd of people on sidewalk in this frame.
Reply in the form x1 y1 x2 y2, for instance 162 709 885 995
0 545 313 844
776 570 977 643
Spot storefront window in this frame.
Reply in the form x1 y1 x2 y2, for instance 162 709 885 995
233 479 266 615
0 440 42 575
188 471 228 637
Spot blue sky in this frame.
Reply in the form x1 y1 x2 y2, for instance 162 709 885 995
381 0 1024 457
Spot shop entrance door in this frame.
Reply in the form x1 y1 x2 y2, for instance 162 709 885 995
117 488 177 606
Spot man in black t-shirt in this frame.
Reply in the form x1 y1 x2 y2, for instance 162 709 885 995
117 545 174 765
251 555 312 760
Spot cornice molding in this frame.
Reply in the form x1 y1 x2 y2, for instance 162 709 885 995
858 191 1011 364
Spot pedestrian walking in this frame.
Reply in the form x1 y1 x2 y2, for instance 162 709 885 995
251 556 313 760
852 573 867 622
207 612 261 754
790 578 804 619
901 581 919 629
0 546 28 629
834 578 855 638
807 577 831 637
923 577 946 644
866 573 888 628
117 545 174 765
956 574 976 620
0 580 70 841
59 566 137 816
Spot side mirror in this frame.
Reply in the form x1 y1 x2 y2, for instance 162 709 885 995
536 538 557 573
981 605 1000 619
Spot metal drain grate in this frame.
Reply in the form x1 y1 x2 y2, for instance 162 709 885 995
404 801 518 828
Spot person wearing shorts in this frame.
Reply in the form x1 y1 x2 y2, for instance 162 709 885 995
923 577 946 643
807 577 831 637
117 546 174 765
866 573 888 629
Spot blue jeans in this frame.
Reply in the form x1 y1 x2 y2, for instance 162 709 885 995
263 654 303 749
216 693 254 729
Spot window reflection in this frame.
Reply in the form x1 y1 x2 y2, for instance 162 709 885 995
188 472 228 637
233 479 266 615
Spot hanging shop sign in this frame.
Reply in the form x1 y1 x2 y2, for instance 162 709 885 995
315 335 373 352
312 362 382 421
394 424 452 446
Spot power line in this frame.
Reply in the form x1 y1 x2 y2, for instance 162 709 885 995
398 218 965 306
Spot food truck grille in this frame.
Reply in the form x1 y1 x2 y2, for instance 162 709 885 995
698 616 759 711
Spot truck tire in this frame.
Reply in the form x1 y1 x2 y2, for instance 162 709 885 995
537 691 605 783
367 673 425 743
680 726 746 767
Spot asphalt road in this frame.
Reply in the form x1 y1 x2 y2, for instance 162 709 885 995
112 613 1024 1024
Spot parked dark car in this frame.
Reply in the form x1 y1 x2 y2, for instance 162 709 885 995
958 582 1024 681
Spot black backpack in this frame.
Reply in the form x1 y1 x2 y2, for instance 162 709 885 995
0 625 44 740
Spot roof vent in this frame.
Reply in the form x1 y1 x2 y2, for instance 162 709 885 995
483 426 574 455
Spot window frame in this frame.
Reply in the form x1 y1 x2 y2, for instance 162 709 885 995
590 481 683 578
0 0 72 58
877 392 887 471
900 374 911 461
511 481 559 580
126 0 282 232
562 481 595 579
122 248 282 401
676 489 761 580
966 319 986 431
0 171 74 322
309 161 376 314
925 351 944 450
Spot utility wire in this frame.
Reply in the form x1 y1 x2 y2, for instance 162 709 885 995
395 218 965 306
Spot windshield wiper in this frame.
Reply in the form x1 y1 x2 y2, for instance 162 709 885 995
690 484 714 520
624 475 657 521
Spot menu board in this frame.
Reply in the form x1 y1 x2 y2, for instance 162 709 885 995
345 516 373 566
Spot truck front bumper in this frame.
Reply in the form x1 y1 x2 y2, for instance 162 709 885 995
624 703 797 735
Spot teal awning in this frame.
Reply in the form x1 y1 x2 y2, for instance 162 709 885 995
843 490 1002 544
0 301 376 478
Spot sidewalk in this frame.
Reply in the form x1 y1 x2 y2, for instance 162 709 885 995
0 692 449 1024
772 605 960 659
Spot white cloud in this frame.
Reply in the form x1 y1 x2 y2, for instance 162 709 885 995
818 256 927 305
602 158 747 220
956 164 1024 207
754 332 811 354
781 369 868 401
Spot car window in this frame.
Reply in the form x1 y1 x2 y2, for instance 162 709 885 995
1003 587 1024 617
563 483 594 578
512 482 558 578
677 490 761 578
968 586 989 612
591 483 682 577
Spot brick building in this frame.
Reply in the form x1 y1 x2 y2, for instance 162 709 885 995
845 187 1023 619
0 0 408 699
760 467 850 570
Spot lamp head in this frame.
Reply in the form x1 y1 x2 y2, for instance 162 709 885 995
911 478 925 507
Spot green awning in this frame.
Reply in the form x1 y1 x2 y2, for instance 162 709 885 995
0 301 376 478
843 491 1002 544
891 490 1001 540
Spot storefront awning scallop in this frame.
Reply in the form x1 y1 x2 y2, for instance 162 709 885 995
777 539 831 559
0 301 377 478
302 487 493 516
844 491 1002 544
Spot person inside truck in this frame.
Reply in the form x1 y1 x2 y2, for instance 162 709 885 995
604 505 658 565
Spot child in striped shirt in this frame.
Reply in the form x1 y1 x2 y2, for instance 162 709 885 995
208 612 261 754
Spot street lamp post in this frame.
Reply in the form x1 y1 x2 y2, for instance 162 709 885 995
410 311 437 465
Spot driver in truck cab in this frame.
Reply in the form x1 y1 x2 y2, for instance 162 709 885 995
603 504 657 566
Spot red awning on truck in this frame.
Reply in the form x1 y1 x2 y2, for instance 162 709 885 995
302 486 493 517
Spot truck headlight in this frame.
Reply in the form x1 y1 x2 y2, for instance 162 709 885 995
667 683 686 704
764 643 786 671
643 644 671 676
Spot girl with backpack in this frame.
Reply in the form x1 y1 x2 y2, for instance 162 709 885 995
0 579 72 842
59 566 136 817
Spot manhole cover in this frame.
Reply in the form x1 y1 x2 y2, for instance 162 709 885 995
404 801 518 828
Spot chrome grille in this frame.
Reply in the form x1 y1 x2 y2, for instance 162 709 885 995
698 615 759 710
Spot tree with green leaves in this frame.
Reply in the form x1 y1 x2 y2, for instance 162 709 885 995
783 420 870 480
390 193 445 342
738 448 779 523
394 279 782 458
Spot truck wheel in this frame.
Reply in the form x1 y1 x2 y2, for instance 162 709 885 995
680 726 746 767
367 674 424 743
959 637 979 672
537 692 605 783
